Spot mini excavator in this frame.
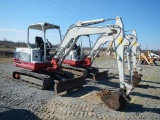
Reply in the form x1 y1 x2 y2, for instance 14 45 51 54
62 18 119 81
52 16 132 110
60 16 140 110
13 23 87 94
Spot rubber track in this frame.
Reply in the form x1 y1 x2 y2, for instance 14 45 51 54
13 69 53 89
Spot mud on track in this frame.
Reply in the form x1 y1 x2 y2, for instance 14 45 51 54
0 57 160 120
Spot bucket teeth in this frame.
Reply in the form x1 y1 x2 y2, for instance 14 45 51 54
96 88 129 111
96 89 112 98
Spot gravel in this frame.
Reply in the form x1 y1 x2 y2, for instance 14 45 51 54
0 57 160 120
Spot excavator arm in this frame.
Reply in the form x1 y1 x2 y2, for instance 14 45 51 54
125 30 143 86
125 30 142 71
48 17 123 71
87 33 116 64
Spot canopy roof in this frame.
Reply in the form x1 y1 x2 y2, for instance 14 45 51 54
28 22 60 30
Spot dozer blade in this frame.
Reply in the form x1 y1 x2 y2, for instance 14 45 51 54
54 76 86 94
12 69 53 89
90 70 108 81
96 88 130 111
132 71 143 86
53 66 87 94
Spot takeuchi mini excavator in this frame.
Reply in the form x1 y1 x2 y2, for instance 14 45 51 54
13 23 87 94
63 18 120 81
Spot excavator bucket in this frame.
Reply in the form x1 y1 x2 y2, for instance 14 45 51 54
96 88 130 111
132 71 143 86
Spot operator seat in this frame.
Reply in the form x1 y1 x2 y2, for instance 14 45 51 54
35 36 44 50
35 36 51 56
35 36 44 56
73 44 81 56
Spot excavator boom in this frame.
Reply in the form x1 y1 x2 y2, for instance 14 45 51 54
52 16 133 110
60 17 123 81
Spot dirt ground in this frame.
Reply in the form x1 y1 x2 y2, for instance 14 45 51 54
0 57 159 120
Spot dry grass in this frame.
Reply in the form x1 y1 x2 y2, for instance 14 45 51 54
0 46 15 61
0 57 13 63
0 46 16 51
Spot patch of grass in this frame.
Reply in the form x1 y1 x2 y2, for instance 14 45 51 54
0 46 16 51
95 56 115 60
0 57 13 63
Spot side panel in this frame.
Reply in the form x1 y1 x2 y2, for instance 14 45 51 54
14 48 50 71
14 60 50 71
31 49 41 61
14 48 31 62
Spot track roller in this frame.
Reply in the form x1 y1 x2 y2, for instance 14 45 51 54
13 72 20 79
12 70 53 90
96 88 130 111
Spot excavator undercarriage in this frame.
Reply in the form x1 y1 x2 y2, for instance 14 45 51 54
13 66 86 93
